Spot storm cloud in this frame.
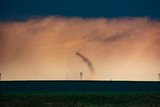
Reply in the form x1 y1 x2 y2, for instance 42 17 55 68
0 16 160 80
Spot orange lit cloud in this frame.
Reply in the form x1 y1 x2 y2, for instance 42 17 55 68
0 16 160 80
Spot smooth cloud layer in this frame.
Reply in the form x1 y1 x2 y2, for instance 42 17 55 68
0 16 160 80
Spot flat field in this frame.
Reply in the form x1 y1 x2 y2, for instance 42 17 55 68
0 81 160 107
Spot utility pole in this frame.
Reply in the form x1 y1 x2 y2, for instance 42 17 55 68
0 73 1 81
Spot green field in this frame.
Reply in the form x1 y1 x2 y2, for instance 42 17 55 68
1 92 160 107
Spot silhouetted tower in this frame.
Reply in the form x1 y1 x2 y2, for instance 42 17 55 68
158 73 160 81
80 72 83 80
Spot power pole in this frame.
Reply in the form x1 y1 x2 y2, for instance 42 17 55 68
0 73 1 81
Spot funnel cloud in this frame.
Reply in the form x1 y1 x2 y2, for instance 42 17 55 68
76 52 94 72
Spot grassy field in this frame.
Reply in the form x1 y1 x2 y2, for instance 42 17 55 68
1 92 160 107
0 81 160 107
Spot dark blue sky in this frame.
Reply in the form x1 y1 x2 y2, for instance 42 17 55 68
0 0 160 21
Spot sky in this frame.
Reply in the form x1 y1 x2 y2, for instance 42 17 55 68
1 0 160 20
0 0 160 80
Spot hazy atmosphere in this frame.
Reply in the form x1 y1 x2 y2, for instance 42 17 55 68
0 0 160 81
0 17 160 80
